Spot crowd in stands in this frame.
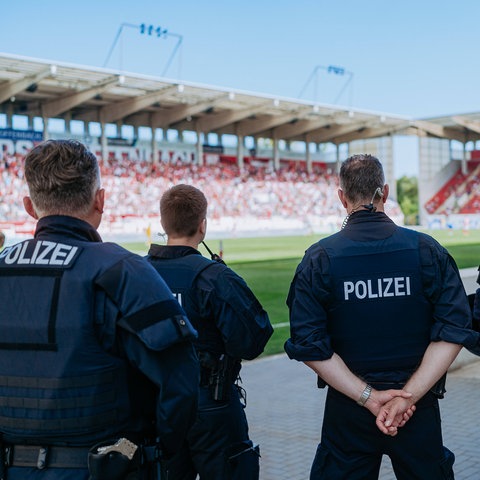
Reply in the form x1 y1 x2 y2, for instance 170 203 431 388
0 152 25 224
1 151 403 236
99 156 347 221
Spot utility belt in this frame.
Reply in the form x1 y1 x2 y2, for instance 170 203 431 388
198 351 241 402
0 444 89 469
369 373 447 401
318 372 447 400
368 373 447 400
0 438 165 480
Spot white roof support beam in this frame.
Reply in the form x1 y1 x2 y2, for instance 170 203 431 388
272 118 333 140
328 123 411 145
307 123 368 144
151 94 228 129
451 115 480 135
237 108 312 137
99 85 178 124
0 66 53 104
39 76 121 118
196 102 269 133
413 120 466 143
413 120 446 137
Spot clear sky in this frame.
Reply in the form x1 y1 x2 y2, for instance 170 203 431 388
1 0 479 177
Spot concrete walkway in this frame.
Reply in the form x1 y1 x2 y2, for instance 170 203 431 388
243 353 480 480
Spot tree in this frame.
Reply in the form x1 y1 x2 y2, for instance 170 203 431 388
397 176 419 225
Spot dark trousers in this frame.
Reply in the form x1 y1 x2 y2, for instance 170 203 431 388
166 384 259 480
310 387 455 480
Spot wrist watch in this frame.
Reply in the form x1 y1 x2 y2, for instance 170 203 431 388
357 384 372 406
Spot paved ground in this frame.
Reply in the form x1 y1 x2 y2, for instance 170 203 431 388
241 267 480 479
243 353 480 480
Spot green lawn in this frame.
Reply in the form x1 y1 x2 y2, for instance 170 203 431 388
232 259 298 356
121 228 480 357
123 234 323 262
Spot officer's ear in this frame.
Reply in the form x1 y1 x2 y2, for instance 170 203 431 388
199 218 207 237
338 189 348 209
94 188 105 215
23 196 39 220
382 184 389 203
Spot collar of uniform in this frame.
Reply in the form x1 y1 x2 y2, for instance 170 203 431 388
346 210 390 224
147 244 200 259
342 210 397 241
35 215 103 243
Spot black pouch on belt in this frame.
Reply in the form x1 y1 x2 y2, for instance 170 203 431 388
88 438 138 480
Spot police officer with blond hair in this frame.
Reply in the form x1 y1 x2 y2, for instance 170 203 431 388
0 140 199 479
285 154 480 479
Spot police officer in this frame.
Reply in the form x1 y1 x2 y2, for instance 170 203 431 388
146 184 273 480
0 140 199 479
285 154 480 480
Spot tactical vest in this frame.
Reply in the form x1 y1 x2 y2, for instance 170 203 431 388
0 239 146 445
147 254 223 353
320 227 433 377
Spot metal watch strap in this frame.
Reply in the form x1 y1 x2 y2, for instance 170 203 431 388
357 384 372 406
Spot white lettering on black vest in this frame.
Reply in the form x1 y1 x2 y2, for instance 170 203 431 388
344 277 411 300
172 292 183 307
0 241 79 266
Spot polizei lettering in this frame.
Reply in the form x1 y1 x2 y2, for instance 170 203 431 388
0 240 79 266
172 292 183 307
343 276 411 300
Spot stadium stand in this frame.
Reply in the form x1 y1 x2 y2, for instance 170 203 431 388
424 162 480 215
0 150 403 240
3 54 480 234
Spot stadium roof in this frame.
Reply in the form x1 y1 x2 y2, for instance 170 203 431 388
1 52 478 145
417 112 480 143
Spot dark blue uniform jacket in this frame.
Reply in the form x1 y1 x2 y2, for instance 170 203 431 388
146 245 273 361
0 216 199 455
285 211 480 384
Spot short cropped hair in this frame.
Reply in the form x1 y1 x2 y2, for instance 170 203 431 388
339 154 385 204
160 184 207 237
24 140 100 217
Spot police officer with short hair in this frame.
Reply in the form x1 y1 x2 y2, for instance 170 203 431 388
146 184 273 480
285 154 480 479
0 140 199 479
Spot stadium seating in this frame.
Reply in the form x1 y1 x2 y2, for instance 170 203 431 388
424 163 480 215
0 152 403 237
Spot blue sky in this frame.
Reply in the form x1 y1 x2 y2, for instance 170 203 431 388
1 0 479 176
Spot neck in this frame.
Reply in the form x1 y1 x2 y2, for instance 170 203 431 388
342 204 383 230
166 236 200 249
346 201 384 215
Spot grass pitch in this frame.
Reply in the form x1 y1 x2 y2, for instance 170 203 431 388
122 228 480 357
